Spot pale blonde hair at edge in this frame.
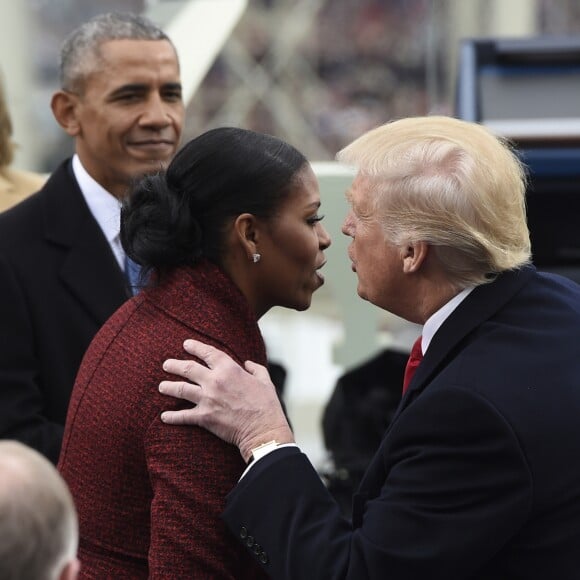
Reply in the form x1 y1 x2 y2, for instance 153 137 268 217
0 441 78 580
337 115 531 288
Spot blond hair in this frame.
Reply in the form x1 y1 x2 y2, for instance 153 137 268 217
337 116 531 288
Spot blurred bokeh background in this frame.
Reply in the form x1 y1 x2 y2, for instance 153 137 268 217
6 0 580 171
2 0 580 465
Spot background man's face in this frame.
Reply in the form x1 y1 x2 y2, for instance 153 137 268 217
73 38 184 198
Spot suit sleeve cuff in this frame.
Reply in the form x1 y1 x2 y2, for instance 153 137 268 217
240 443 299 480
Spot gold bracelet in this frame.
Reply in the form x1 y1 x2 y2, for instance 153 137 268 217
249 440 279 463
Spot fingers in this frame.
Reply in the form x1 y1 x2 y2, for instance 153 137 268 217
160 408 199 426
162 357 209 383
183 339 232 369
158 380 202 426
159 380 201 405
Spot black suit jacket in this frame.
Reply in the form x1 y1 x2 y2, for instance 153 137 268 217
322 349 406 516
223 266 580 579
0 160 129 462
323 348 406 469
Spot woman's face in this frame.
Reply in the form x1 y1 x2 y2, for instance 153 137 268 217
255 164 331 314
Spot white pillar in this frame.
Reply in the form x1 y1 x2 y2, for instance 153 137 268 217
491 0 538 37
444 0 538 108
146 0 248 105
0 0 41 170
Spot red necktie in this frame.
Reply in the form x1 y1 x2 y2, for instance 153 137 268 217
402 336 423 394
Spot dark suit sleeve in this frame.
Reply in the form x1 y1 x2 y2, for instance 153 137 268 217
0 254 63 462
222 387 532 579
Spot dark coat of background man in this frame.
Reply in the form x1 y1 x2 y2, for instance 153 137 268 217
0 12 184 463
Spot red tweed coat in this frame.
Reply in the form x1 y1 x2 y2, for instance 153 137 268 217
58 261 269 579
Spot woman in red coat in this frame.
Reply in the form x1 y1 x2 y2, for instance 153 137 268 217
57 127 331 578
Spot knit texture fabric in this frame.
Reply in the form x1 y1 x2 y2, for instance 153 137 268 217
59 260 268 579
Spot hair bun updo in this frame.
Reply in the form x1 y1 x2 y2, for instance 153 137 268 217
120 127 309 280
120 172 203 274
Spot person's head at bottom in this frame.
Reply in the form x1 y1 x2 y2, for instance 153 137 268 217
0 441 79 580
121 126 331 317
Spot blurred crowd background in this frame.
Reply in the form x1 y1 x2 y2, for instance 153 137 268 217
3 0 580 465
4 0 580 172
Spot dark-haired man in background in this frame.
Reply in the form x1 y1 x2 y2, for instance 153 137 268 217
0 12 184 462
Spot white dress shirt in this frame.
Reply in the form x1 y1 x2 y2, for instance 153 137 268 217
72 155 125 271
420 286 474 356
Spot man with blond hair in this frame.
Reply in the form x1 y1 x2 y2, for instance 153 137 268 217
159 116 580 578
0 441 79 580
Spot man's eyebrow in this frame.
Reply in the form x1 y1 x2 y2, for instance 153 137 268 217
109 83 148 96
161 82 182 92
109 82 182 96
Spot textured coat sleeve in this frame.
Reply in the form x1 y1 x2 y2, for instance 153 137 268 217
223 387 532 580
0 253 62 462
145 415 266 579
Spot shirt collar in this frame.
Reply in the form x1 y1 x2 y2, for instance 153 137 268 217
421 286 474 354
72 154 122 245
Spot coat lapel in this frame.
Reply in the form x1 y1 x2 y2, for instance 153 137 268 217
353 266 537 512
41 161 130 324
393 266 536 421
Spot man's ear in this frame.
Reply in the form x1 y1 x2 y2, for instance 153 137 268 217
59 557 81 580
51 91 81 137
233 213 260 259
402 241 429 274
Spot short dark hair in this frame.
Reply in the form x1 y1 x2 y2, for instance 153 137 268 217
59 12 173 92
121 127 308 278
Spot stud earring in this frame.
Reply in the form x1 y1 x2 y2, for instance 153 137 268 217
252 253 261 263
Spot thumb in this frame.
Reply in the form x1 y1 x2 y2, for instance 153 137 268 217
244 360 272 384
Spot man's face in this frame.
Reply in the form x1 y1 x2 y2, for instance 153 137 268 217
342 175 405 313
67 39 184 198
